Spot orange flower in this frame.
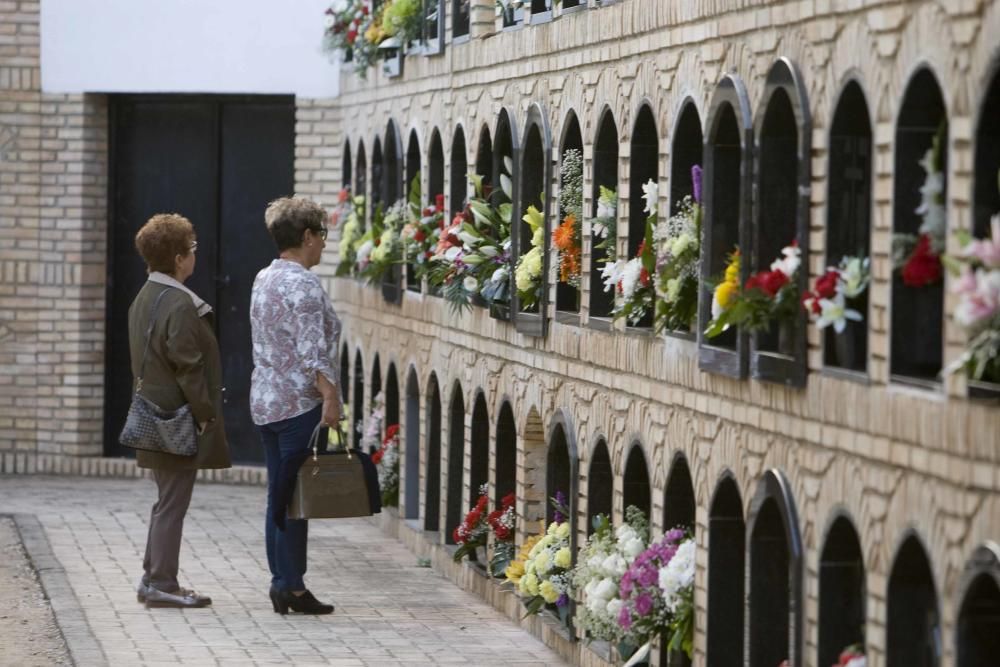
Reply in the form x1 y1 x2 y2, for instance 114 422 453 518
553 214 577 251
559 245 581 283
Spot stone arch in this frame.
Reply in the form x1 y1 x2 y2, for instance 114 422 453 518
339 341 351 409
663 450 696 533
493 107 520 206
449 123 469 214
622 438 652 521
371 135 383 209
495 397 517 508
513 101 552 333
746 469 804 667
586 434 613 535
444 380 465 545
971 46 1000 239
469 390 490 502
546 410 579 546
403 365 420 519
384 362 399 432
424 372 442 533
384 119 404 205
886 531 941 667
818 511 867 667
589 104 619 321
342 137 352 191
668 97 704 217
520 405 546 538
474 121 493 185
956 543 1000 666
556 108 584 316
355 139 367 206
707 470 746 667
352 347 365 448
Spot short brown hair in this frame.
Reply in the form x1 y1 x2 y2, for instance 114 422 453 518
135 214 195 274
264 197 327 252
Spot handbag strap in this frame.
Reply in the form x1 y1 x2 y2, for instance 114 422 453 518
308 422 351 461
136 287 172 393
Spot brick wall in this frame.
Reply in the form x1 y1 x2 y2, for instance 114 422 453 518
0 1 107 457
302 1 1000 665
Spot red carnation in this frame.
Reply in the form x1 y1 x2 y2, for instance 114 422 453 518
371 450 383 465
501 492 515 508
435 194 445 210
476 495 488 511
361 5 369 14
384 424 399 441
639 267 651 287
414 229 426 243
814 269 839 299
902 234 942 287
347 30 357 44
801 290 821 315
452 526 462 543
494 525 511 540
747 269 788 297
424 250 433 260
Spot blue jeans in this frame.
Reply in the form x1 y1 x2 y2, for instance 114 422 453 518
259 404 321 592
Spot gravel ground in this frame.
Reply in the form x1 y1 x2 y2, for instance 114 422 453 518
0 517 70 667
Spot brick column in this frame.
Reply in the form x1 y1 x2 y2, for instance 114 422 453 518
469 0 495 39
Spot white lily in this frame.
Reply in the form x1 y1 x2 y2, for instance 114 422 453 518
592 220 608 239
642 179 658 216
479 245 498 258
601 260 625 293
817 294 863 333
770 242 801 277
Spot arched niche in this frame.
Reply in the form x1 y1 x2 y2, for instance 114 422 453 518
590 107 618 323
372 137 384 210
428 129 444 204
514 103 552 335
493 108 519 206
352 349 364 449
355 140 367 206
342 139 352 192
424 374 442 533
707 473 745 667
622 440 651 520
445 382 465 545
406 129 426 293
825 80 873 374
587 437 613 535
407 128 422 201
698 74 753 379
747 469 804 667
556 110 584 317
546 412 578 543
663 452 695 532
818 514 866 667
452 0 470 40
371 353 382 407
627 103 658 329
470 392 489 499
475 124 493 191
384 120 403 206
887 533 941 667
750 59 811 387
970 61 1000 393
891 67 948 387
957 544 1000 666
385 362 399 429
450 125 468 214
404 367 420 519
494 400 517 507
669 100 703 217
339 343 350 407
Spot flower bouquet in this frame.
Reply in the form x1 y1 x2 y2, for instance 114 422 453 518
943 205 1000 384
371 424 400 507
514 204 545 310
487 492 517 577
359 200 406 285
358 390 386 454
322 0 421 77
402 175 444 285
426 173 512 313
453 485 490 563
554 148 583 292
705 241 801 338
654 165 702 333
573 507 649 643
893 122 947 288
335 192 367 277
802 256 870 333
616 529 694 663
517 517 574 624
604 179 658 325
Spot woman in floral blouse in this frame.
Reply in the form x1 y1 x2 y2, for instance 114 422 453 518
250 197 341 616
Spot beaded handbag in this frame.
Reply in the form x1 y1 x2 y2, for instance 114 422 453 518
118 288 198 457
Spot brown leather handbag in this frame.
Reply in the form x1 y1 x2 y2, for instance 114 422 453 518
287 423 374 520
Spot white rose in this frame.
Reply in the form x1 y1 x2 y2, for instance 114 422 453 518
593 577 617 601
324 15 336 28
586 595 606 615
623 536 645 559
462 276 478 292
605 598 623 619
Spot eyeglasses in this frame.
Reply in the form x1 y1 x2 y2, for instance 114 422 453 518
315 227 328 241
189 240 198 253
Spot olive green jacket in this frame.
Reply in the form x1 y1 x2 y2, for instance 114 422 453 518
127 279 231 470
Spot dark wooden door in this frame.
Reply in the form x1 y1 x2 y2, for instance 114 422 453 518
106 95 294 464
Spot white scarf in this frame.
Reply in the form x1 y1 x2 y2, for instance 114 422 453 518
148 272 213 317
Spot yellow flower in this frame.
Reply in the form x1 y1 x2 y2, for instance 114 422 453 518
555 522 571 540
554 547 572 569
533 550 552 574
539 580 560 604
724 250 741 283
714 280 738 310
504 559 525 585
547 521 559 536
520 572 539 597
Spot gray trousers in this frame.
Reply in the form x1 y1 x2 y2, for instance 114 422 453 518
142 468 197 592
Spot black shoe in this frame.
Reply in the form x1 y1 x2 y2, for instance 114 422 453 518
272 589 333 615
144 586 212 608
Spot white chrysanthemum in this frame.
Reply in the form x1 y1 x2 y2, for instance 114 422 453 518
605 598 623 619
593 577 617 601
620 258 643 301
658 538 696 613
601 259 625 294
463 276 478 292
622 535 646 559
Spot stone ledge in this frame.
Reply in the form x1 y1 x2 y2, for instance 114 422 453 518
0 452 268 485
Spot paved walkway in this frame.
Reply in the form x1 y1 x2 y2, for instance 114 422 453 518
0 476 567 667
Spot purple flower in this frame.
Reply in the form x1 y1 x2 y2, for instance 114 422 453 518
638 566 657 587
691 165 703 204
618 605 632 630
553 491 567 524
556 593 569 608
634 593 654 617
620 574 633 598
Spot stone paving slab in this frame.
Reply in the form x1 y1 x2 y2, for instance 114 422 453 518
0 476 568 666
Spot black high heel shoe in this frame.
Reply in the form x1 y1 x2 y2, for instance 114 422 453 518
270 589 334 615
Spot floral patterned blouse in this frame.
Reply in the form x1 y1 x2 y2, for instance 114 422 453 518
250 259 342 425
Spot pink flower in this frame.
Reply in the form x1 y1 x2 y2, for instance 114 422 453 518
617 605 632 630
634 593 653 617
962 215 1000 268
